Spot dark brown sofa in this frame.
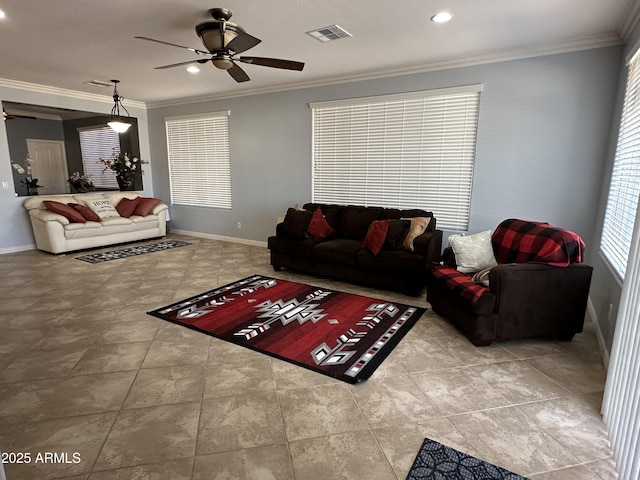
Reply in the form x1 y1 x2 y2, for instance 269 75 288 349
268 203 443 296
425 219 593 346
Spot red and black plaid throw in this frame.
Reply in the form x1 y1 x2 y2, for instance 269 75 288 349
491 219 585 266
429 266 491 306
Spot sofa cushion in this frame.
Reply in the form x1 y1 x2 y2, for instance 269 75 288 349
312 239 362 267
268 236 326 259
69 203 101 222
281 208 313 239
338 207 383 239
133 197 161 216
116 197 140 218
308 208 335 239
43 201 86 223
385 220 411 250
449 230 498 273
356 248 425 273
363 220 389 255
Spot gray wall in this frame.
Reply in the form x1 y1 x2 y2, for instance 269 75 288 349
148 47 622 250
590 25 640 353
0 89 153 253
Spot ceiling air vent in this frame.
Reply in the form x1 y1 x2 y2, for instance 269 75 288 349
84 80 113 88
306 24 352 43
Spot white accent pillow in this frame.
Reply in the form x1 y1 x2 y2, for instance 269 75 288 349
449 230 498 274
82 197 120 219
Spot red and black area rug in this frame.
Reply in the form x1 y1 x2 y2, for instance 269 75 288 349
148 274 425 384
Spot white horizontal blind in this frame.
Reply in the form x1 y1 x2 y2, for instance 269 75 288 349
78 126 120 189
165 111 232 209
601 55 640 279
311 86 481 231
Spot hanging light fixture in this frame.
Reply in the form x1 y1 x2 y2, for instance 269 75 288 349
107 79 132 133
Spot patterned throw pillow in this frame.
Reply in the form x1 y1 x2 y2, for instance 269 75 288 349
82 197 120 219
449 230 498 274
401 217 432 251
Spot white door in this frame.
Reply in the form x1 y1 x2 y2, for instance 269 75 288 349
27 139 69 195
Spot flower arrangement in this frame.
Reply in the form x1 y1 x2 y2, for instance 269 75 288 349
11 155 43 194
68 172 94 193
98 150 148 189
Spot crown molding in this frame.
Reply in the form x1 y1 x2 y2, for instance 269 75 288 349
0 78 146 109
147 33 623 108
620 0 640 42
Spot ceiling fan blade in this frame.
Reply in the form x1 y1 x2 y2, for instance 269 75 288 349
237 56 304 71
155 58 209 70
226 32 261 54
227 62 250 83
135 36 210 56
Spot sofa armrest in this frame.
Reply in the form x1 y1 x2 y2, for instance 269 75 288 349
412 230 443 262
151 203 168 215
488 262 593 338
29 208 70 225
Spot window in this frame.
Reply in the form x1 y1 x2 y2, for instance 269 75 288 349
165 111 232 209
601 54 640 280
78 126 121 189
310 85 482 231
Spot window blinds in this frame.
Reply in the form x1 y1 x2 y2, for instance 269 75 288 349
601 55 640 280
310 85 482 231
165 111 232 209
78 126 121 189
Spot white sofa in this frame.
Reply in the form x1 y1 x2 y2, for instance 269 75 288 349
24 192 168 254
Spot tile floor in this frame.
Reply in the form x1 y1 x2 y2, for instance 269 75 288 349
0 235 617 479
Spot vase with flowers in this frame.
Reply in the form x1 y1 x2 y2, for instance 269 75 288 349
98 150 148 191
11 155 43 195
68 172 94 193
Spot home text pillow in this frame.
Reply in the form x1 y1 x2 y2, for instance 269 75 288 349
385 220 411 250
43 201 86 223
363 220 390 255
401 217 431 251
282 208 313 239
133 197 161 216
82 197 120 219
308 208 335 239
116 197 141 218
449 230 498 274
69 203 101 222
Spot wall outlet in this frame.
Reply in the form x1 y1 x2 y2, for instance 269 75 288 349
2 181 8 189
237 222 242 229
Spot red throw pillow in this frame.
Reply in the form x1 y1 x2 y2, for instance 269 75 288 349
43 201 86 223
307 208 335 239
116 197 140 218
363 220 390 255
70 203 101 222
133 197 161 216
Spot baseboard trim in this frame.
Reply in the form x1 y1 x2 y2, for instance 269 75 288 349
170 229 267 248
588 296 610 370
0 243 35 255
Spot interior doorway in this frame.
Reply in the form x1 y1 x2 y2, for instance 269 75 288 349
27 139 69 195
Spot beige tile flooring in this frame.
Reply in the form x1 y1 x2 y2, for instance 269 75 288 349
0 235 617 479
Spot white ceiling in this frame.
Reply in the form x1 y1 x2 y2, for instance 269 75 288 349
0 0 637 106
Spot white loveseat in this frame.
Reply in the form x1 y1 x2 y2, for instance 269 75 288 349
24 192 168 254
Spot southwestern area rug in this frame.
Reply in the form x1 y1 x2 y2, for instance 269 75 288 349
76 240 191 263
406 438 529 480
148 274 425 383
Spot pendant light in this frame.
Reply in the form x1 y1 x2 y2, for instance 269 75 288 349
107 79 132 133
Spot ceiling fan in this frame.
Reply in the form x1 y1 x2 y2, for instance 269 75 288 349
135 7 305 83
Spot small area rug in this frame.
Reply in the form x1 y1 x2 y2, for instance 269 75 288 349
148 274 424 383
407 438 529 480
76 240 191 263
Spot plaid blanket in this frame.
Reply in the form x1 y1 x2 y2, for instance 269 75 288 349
491 218 585 266
429 266 491 306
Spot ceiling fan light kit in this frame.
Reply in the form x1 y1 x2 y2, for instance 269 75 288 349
107 80 132 133
135 6 305 83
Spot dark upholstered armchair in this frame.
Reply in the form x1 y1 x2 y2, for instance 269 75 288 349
425 219 593 346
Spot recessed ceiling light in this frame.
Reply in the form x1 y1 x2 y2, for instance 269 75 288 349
431 12 453 23
0 9 6 19
187 65 200 74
